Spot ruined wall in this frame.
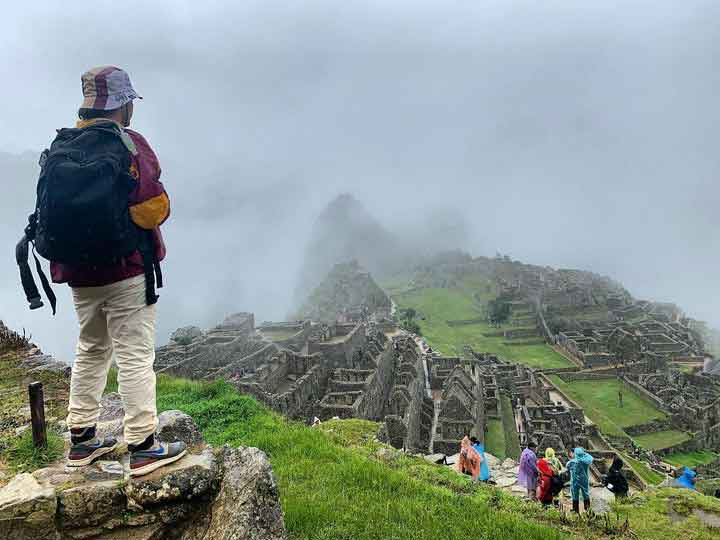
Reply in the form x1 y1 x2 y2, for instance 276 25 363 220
308 324 367 369
355 343 396 420
404 357 433 453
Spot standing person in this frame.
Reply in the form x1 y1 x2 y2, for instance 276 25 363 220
544 447 563 475
43 66 186 476
675 467 697 490
518 441 539 500
470 436 490 482
602 457 629 498
536 457 555 506
544 447 565 505
567 447 594 513
455 436 481 481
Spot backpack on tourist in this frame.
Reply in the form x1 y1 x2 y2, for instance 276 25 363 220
550 474 565 496
17 122 158 314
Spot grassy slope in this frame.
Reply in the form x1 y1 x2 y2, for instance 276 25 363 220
485 419 506 460
501 395 522 460
394 287 572 369
621 453 666 486
149 375 565 540
0 348 69 471
548 376 667 437
147 374 720 540
633 431 692 451
664 450 720 468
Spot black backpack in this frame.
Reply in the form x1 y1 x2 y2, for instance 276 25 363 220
35 123 139 265
16 122 161 314
550 474 565 496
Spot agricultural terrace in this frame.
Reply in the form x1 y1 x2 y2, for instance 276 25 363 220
392 283 573 369
547 376 693 453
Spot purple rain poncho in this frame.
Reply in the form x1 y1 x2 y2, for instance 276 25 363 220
518 448 538 490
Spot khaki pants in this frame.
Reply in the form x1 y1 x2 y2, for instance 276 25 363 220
66 275 157 446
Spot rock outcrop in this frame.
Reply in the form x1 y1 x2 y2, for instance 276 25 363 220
0 445 286 540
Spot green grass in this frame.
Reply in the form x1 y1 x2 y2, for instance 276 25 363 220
394 287 572 369
500 395 522 460
147 376 565 540
548 376 666 437
6 430 64 473
633 430 692 451
621 453 665 486
663 450 719 468
485 419 506 459
0 351 70 462
145 374 720 539
612 488 720 540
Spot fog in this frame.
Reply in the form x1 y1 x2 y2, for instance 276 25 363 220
1 1 718 360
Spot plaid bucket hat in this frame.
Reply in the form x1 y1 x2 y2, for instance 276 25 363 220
80 66 142 111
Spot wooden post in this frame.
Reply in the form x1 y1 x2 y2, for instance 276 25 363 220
28 382 47 448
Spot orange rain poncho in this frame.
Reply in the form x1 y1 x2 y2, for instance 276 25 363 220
455 436 481 481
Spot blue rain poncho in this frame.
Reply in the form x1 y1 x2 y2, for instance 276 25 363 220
676 467 697 490
472 442 491 481
567 447 593 501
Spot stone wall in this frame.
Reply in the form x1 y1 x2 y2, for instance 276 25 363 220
503 328 540 340
355 342 396 420
308 323 367 369
625 420 675 437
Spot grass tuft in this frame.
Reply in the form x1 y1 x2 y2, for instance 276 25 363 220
7 430 64 473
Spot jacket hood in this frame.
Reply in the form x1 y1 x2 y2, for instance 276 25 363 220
573 447 593 465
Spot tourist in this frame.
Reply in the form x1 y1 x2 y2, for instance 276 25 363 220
602 457 629 498
675 467 697 490
536 457 555 506
518 441 539 500
544 447 563 475
52 67 185 476
567 447 593 513
455 436 481 481
470 436 491 481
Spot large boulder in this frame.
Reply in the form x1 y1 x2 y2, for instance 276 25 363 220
95 392 125 440
0 473 56 540
95 399 205 447
180 446 286 540
590 486 614 515
126 450 217 506
157 410 205 446
0 445 287 540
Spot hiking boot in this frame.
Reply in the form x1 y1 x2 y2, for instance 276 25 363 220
67 432 119 467
129 440 187 477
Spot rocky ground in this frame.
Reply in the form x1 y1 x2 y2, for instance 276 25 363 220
0 409 287 540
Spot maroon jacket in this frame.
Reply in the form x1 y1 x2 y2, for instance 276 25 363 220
50 122 169 288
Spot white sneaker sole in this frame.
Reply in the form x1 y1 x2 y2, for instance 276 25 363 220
66 443 118 468
129 448 187 477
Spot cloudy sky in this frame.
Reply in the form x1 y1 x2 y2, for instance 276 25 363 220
1 1 718 359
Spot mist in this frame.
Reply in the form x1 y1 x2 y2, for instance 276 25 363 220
1 1 718 360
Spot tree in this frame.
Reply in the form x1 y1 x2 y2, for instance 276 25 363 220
487 298 511 325
401 318 422 336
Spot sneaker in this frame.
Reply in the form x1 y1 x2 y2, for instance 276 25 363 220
129 441 187 477
67 436 119 467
